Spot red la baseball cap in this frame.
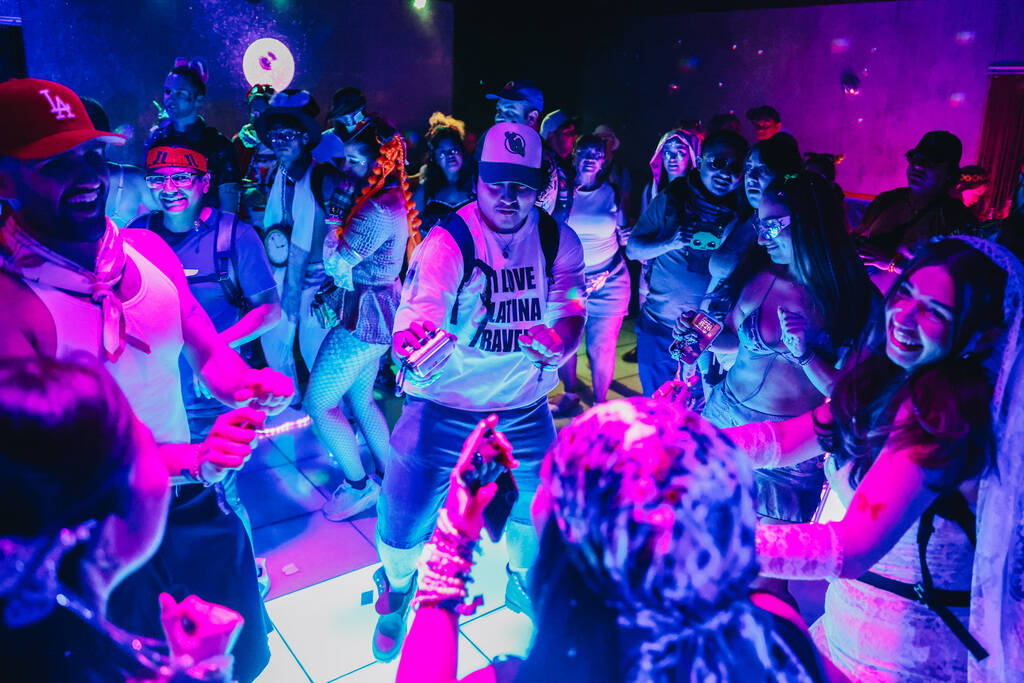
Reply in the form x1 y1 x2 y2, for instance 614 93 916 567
0 78 124 160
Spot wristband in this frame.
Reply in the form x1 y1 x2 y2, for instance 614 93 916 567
189 448 213 487
411 509 483 615
797 349 816 366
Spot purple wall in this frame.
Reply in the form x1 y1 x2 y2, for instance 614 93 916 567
19 0 453 164
584 0 1024 195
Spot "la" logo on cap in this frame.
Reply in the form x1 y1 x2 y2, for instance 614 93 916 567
38 88 75 121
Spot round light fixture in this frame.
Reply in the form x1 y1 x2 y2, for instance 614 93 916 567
243 38 295 92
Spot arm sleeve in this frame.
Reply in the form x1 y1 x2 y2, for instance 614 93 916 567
756 521 844 580
332 200 393 267
235 222 280 303
544 225 587 325
625 190 676 259
393 228 464 334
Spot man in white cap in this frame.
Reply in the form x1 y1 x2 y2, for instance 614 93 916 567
370 122 586 660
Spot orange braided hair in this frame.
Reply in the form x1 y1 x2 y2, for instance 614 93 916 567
334 128 423 261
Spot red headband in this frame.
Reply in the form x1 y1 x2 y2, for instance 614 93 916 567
146 146 208 173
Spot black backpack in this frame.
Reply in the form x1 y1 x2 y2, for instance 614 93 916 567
431 210 560 348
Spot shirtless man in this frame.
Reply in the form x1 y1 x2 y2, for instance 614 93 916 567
0 78 292 683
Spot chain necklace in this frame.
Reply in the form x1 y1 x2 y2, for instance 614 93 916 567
494 229 520 258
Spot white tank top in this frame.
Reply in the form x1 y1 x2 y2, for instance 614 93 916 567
25 243 190 444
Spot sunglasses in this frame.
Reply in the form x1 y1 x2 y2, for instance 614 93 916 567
755 215 792 240
267 129 303 145
703 156 742 175
145 172 201 190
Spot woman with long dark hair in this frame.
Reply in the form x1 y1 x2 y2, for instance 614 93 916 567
705 135 803 297
396 398 831 682
724 237 1024 680
413 113 476 232
690 171 875 524
307 116 420 521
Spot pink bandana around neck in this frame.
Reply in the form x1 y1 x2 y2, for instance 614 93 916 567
0 214 129 361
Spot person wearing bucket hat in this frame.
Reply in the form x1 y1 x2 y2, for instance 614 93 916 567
256 89 343 400
0 77 296 683
313 86 369 166
371 121 586 661
146 57 241 213
856 130 977 291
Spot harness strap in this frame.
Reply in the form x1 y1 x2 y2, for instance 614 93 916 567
858 492 988 660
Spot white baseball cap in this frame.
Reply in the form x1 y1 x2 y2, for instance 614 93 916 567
477 122 544 190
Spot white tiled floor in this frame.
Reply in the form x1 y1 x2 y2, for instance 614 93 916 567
245 320 826 681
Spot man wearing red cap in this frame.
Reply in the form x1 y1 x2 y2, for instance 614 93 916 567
0 78 293 683
370 122 586 660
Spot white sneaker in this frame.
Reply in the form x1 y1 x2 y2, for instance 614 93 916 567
322 479 380 521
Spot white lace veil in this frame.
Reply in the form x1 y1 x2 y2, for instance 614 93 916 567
944 236 1024 682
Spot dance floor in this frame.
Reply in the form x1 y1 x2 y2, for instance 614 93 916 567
243 320 835 682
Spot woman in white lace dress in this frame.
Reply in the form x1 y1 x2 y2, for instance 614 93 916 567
720 237 1024 681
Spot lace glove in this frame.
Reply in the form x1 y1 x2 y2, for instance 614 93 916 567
756 521 844 580
723 420 782 468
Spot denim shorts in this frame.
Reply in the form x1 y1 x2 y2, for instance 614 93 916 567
703 381 825 523
377 396 556 549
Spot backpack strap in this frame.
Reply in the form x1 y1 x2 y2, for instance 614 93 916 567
431 212 476 326
537 209 560 284
213 211 246 312
431 211 499 348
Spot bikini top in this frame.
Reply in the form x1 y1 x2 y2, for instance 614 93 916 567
736 277 833 363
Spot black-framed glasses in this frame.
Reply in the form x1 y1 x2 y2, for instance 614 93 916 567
267 129 303 145
703 156 742 175
755 215 792 240
144 172 201 190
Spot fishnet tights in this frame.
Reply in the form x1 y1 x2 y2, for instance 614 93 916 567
306 327 391 480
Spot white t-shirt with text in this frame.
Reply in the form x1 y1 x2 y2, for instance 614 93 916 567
394 202 586 410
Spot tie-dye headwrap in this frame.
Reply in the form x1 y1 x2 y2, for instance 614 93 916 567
541 398 816 683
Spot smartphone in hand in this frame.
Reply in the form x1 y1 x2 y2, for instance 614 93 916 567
670 311 723 364
456 416 519 543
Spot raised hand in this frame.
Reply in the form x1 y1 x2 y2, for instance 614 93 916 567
777 306 809 358
445 414 517 538
518 324 564 370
